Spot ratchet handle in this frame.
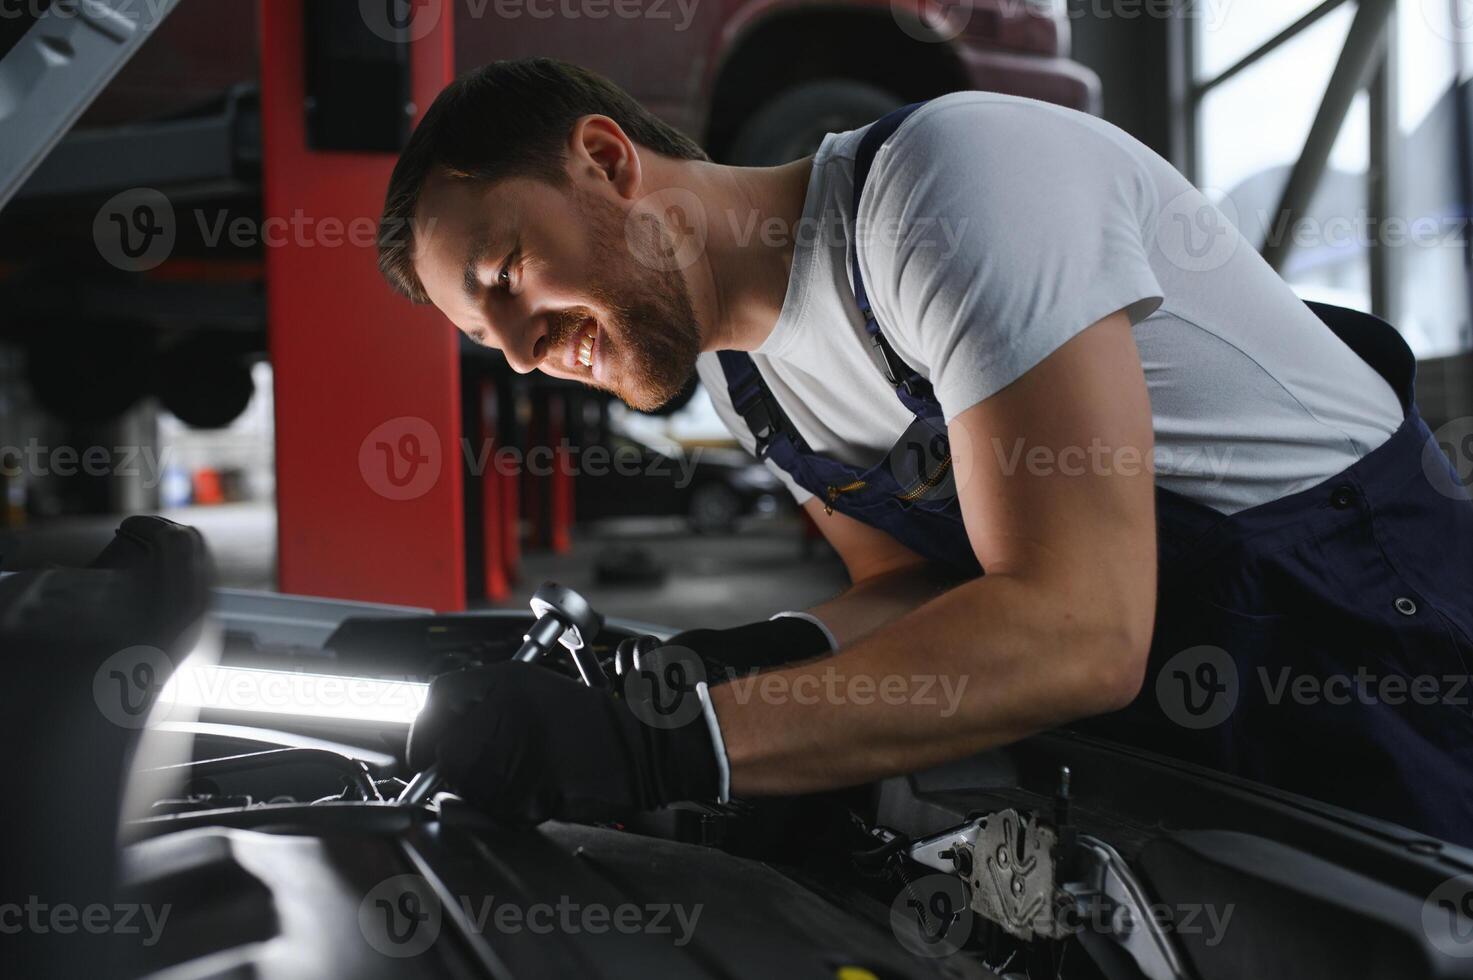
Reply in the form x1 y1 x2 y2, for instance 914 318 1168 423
515 615 566 662
399 764 442 805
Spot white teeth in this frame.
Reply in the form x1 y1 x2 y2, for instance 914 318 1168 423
577 329 595 369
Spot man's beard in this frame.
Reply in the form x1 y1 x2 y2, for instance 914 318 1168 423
545 189 702 413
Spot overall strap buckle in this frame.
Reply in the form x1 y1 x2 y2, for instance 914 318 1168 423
715 350 807 459
739 394 784 459
868 330 920 398
851 101 931 405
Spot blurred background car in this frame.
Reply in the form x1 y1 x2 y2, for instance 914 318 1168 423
575 430 785 535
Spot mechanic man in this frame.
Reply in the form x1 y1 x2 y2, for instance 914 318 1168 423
379 60 1473 843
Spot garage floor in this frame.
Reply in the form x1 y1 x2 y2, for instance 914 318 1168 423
0 506 850 631
499 517 849 630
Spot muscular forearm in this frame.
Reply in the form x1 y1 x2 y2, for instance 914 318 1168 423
806 562 966 648
712 568 1152 795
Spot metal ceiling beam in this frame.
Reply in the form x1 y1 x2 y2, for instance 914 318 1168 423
1261 0 1397 273
1194 0 1351 99
0 0 182 211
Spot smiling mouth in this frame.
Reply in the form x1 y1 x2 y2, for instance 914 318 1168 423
570 318 602 380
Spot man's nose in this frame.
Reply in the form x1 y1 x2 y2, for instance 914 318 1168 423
497 316 550 374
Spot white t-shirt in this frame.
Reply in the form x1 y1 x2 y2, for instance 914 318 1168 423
696 92 1403 515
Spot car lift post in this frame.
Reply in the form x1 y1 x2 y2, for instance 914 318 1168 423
259 0 467 610
523 390 575 555
477 378 519 602
550 392 575 554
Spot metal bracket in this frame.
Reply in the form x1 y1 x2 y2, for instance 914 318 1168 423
908 809 1189 978
962 809 1069 941
908 808 1070 941
1065 836 1189 980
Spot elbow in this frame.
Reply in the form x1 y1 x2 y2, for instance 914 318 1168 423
1090 634 1150 714
1076 609 1154 716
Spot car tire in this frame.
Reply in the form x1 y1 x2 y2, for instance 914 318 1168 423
689 482 741 535
25 323 152 425
727 79 905 167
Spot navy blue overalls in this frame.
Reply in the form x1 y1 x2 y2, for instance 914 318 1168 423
716 104 1473 845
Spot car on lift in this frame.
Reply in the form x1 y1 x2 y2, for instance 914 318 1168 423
0 0 1097 430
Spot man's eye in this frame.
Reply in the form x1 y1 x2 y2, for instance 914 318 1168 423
497 260 513 290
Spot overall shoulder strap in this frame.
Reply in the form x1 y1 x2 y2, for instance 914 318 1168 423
848 102 938 412
714 103 937 460
714 350 808 459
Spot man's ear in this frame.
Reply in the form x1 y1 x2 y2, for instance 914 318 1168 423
568 114 642 201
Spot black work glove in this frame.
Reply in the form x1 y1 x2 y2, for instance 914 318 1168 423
662 613 835 678
407 662 722 825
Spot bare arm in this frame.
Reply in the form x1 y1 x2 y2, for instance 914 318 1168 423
712 311 1159 794
799 499 968 648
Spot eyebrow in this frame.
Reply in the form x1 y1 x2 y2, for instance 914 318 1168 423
461 233 493 301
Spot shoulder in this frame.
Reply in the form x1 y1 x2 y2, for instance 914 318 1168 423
878 91 1142 166
859 92 1158 227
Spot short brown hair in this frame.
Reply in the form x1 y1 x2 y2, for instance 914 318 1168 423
377 58 709 303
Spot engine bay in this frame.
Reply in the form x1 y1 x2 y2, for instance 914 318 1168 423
6 518 1473 980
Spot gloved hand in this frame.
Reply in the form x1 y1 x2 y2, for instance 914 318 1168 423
659 612 836 678
406 661 723 825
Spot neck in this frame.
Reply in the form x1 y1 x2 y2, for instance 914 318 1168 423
644 154 814 353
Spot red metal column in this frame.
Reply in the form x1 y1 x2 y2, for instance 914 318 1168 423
260 1 464 610
500 431 521 589
478 379 511 602
549 394 574 555
524 390 547 550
